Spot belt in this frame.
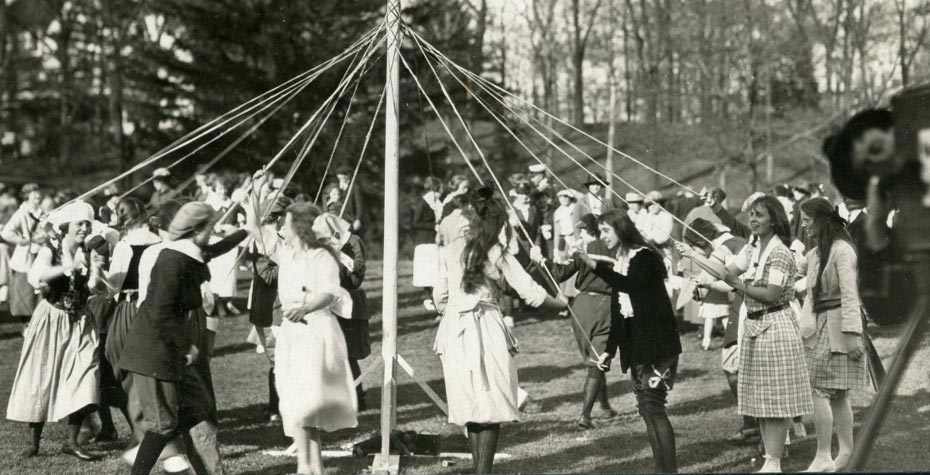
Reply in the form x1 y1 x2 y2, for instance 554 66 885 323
746 303 789 320
118 290 139 303
813 301 841 314
581 290 610 297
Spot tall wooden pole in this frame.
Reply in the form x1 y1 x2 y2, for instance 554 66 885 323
379 0 401 469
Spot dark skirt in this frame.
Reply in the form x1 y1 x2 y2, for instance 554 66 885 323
99 332 127 408
570 292 613 366
105 298 138 375
9 271 36 318
338 318 371 360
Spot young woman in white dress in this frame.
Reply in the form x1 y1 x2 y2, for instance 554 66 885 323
244 174 357 475
433 189 566 473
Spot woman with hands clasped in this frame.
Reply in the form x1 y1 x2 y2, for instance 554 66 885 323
244 171 357 475
572 210 682 473
433 188 567 474
796 198 868 473
709 195 812 474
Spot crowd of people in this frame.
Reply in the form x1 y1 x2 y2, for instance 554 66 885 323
0 154 885 474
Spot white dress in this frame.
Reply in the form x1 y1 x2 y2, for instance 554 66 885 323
433 240 547 426
261 230 358 435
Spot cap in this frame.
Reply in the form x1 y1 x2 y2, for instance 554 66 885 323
528 164 547 174
166 202 215 240
335 165 353 176
557 189 575 199
153 168 171 179
625 192 644 203
583 175 606 187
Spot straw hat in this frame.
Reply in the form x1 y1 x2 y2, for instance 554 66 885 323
625 192 644 204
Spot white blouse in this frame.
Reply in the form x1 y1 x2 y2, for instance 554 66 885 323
258 228 352 319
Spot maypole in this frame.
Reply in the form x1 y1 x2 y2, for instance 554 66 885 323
376 0 401 472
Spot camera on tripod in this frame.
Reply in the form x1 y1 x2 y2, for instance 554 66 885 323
825 84 930 257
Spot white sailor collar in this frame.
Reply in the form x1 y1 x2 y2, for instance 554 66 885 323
163 238 205 263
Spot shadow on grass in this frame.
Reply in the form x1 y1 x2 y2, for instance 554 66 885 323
212 342 256 358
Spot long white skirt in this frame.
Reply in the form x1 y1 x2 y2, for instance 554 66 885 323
275 313 358 435
434 304 520 426
208 236 238 298
412 243 440 288
6 300 100 422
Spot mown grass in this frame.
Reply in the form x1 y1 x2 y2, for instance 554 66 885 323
0 260 927 474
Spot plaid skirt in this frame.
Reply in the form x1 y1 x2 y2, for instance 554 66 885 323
738 307 813 418
804 311 869 391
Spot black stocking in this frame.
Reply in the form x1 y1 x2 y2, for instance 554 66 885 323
643 414 678 473
476 424 501 474
466 423 482 473
268 367 279 416
66 405 95 447
581 367 602 420
132 431 172 475
22 422 43 456
597 372 612 410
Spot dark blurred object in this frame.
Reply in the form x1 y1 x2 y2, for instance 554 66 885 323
351 430 440 457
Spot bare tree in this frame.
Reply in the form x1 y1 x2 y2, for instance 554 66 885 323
894 0 930 87
569 0 603 124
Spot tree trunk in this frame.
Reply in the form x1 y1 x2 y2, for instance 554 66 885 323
57 16 74 166
571 0 585 124
103 0 130 180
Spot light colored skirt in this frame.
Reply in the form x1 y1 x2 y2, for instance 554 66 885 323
804 311 869 391
699 301 730 320
6 300 100 422
412 243 440 288
738 307 813 418
208 236 238 298
9 270 37 318
275 313 357 435
434 303 520 426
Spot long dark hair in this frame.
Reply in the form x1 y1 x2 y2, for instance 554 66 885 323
749 195 792 245
461 187 510 293
800 197 854 300
597 209 657 254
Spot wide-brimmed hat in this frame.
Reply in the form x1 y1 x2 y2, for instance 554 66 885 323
528 164 547 174
583 175 607 187
335 164 353 176
153 168 171 179
557 189 575 199
625 192 644 204
645 190 664 204
48 200 95 228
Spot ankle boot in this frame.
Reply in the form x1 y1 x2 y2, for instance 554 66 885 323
578 369 601 428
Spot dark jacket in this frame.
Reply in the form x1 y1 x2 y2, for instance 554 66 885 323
548 240 613 295
248 249 279 328
592 248 682 372
339 235 369 321
412 198 438 244
118 249 209 381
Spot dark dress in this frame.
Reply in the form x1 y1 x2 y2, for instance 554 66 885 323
412 198 438 245
337 235 371 360
593 248 682 416
548 240 616 366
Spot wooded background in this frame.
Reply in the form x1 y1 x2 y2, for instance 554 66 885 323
1 0 929 206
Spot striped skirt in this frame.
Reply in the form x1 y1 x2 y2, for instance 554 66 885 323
738 307 813 418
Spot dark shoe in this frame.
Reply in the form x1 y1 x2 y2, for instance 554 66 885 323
92 429 119 443
575 416 594 430
19 446 39 458
728 427 761 445
61 445 101 461
592 407 618 419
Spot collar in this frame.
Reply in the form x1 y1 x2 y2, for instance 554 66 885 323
163 239 205 263
848 208 865 223
749 234 783 281
712 233 733 247
123 228 162 246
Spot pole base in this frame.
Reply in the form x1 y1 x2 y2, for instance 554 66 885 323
370 454 401 475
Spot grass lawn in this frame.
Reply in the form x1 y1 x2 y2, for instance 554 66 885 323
0 260 927 474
